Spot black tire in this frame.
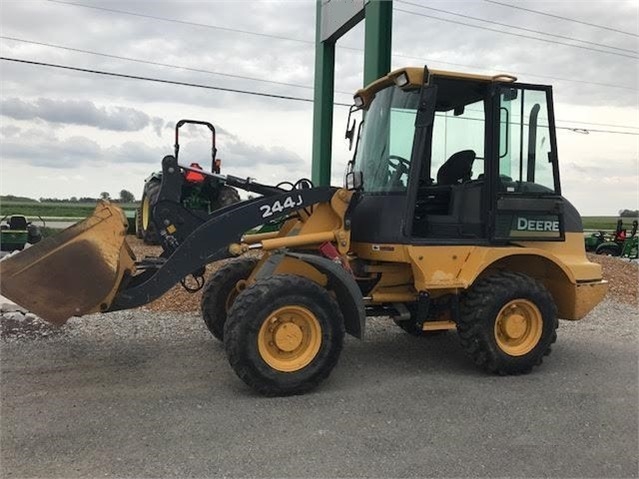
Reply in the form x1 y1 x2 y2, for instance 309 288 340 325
135 207 143 239
458 272 558 375
140 178 161 245
595 242 621 256
212 185 240 210
200 257 259 341
224 274 345 396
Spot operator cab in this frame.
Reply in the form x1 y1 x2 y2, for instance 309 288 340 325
347 66 577 245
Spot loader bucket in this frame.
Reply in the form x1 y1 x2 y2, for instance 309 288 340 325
0 201 136 325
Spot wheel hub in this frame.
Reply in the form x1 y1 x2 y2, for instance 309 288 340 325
494 299 543 356
142 196 150 230
273 322 304 352
258 306 322 372
502 311 527 339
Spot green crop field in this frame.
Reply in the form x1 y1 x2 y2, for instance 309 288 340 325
0 201 138 218
582 216 638 231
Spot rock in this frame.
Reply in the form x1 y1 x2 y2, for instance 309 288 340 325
0 301 27 314
2 311 25 322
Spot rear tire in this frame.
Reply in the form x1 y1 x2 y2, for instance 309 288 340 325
458 272 557 375
141 178 161 245
135 207 143 239
213 186 240 210
224 274 344 396
200 257 258 341
595 242 621 256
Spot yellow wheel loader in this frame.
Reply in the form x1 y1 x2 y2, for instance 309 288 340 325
0 66 608 396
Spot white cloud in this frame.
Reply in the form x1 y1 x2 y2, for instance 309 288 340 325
0 0 637 215
1 97 155 132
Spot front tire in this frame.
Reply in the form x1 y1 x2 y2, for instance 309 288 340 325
140 178 161 245
200 257 258 341
224 274 345 396
212 186 240 210
458 272 557 375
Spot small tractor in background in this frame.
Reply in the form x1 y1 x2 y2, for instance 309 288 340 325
0 215 43 252
135 120 240 244
587 218 639 258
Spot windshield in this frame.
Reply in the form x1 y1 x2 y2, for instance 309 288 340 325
354 86 421 193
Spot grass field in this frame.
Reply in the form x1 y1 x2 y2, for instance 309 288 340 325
582 216 638 231
1 200 634 234
0 201 138 218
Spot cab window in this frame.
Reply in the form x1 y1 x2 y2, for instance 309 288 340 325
499 88 557 194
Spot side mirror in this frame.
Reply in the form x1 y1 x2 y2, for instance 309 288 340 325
345 170 363 191
345 105 358 151
345 118 357 151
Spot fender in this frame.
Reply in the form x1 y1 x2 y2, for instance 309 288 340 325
283 252 366 339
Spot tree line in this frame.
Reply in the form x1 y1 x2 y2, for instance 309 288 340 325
2 190 137 204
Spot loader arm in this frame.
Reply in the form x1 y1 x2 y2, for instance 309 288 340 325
0 157 338 324
110 186 336 311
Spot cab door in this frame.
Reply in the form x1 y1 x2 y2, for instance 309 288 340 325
491 85 565 242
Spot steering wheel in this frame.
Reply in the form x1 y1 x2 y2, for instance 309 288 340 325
387 155 410 188
388 155 410 171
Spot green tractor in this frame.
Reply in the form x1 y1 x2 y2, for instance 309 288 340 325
0 215 43 252
592 219 638 258
135 119 240 244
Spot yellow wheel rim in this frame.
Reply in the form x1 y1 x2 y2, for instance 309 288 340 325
258 306 322 372
142 196 150 230
494 299 543 356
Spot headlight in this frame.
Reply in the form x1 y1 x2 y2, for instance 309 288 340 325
394 72 409 87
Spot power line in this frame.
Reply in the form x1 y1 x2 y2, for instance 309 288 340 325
46 0 314 45
389 50 637 92
397 0 637 55
3 36 637 131
0 36 353 95
556 119 638 130
395 7 639 60
2 56 637 137
44 0 637 91
0 56 351 107
557 127 638 136
484 0 639 38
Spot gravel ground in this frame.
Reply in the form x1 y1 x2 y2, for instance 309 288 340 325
1 299 637 478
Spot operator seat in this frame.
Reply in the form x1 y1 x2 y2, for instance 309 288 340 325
8 216 28 230
436 150 476 185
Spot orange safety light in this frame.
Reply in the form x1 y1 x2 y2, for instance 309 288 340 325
184 163 206 183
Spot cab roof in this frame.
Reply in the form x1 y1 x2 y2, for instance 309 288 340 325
354 67 518 109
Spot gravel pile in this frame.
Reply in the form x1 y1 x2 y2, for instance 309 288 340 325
587 253 638 306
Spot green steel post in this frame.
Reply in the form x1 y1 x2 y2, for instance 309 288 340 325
312 2 335 186
364 0 393 86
